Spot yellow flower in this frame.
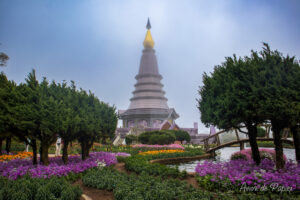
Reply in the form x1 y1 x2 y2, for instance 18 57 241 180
0 152 33 162
138 149 184 155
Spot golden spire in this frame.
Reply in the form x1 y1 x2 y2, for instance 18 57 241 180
143 18 155 49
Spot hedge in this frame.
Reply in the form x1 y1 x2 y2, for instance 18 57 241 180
138 130 176 145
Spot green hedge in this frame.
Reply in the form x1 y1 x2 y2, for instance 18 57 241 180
125 135 138 145
138 130 176 145
0 176 82 200
165 130 191 143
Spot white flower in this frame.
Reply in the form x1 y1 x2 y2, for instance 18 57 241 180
96 160 106 170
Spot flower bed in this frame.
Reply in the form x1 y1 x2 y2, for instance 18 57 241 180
138 149 184 155
132 144 184 150
0 152 124 180
0 151 33 162
195 159 300 191
231 148 288 162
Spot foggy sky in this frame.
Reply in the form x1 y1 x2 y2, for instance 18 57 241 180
1 0 299 133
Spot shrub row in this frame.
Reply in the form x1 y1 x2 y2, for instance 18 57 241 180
138 130 176 145
137 130 191 145
0 176 82 200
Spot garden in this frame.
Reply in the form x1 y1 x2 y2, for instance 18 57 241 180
0 45 300 200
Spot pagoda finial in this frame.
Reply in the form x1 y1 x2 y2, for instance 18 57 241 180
146 18 151 29
143 18 154 48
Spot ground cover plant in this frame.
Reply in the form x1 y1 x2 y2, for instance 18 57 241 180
0 176 82 200
231 148 288 162
124 155 187 178
82 167 297 200
0 152 119 180
195 159 300 192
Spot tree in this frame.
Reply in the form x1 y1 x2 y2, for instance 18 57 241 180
53 81 81 164
258 44 300 168
198 52 265 165
0 52 9 67
0 72 16 154
76 90 117 160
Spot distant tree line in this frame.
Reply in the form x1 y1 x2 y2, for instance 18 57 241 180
0 70 118 165
198 43 300 168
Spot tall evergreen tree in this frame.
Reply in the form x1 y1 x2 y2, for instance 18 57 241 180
258 44 300 168
198 52 264 165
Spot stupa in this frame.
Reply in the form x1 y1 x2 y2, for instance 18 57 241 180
119 19 179 128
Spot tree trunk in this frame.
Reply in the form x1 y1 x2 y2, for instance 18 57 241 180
39 144 43 163
62 140 69 164
5 137 11 154
81 141 87 160
32 139 38 165
272 122 285 169
291 126 300 164
40 143 50 166
247 124 261 165
0 138 2 155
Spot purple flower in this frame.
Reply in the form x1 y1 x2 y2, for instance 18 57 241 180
0 152 118 180
195 159 300 191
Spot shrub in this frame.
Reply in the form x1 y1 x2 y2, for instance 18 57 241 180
257 126 266 137
125 135 138 145
166 130 191 143
230 153 248 161
138 131 176 145
0 176 82 200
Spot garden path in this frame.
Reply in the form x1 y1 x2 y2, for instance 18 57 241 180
73 179 114 200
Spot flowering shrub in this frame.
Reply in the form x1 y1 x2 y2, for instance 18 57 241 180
230 148 287 162
0 151 33 162
195 159 300 191
132 144 184 150
0 152 121 180
138 149 184 155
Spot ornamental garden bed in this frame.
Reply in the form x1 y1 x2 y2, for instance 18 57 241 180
1 145 299 200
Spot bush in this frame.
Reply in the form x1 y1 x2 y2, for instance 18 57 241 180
125 135 138 145
0 176 82 200
138 131 176 145
166 130 191 143
257 126 266 137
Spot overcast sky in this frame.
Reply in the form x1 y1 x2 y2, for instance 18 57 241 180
1 0 299 133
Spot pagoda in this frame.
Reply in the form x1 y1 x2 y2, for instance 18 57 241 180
119 19 179 129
